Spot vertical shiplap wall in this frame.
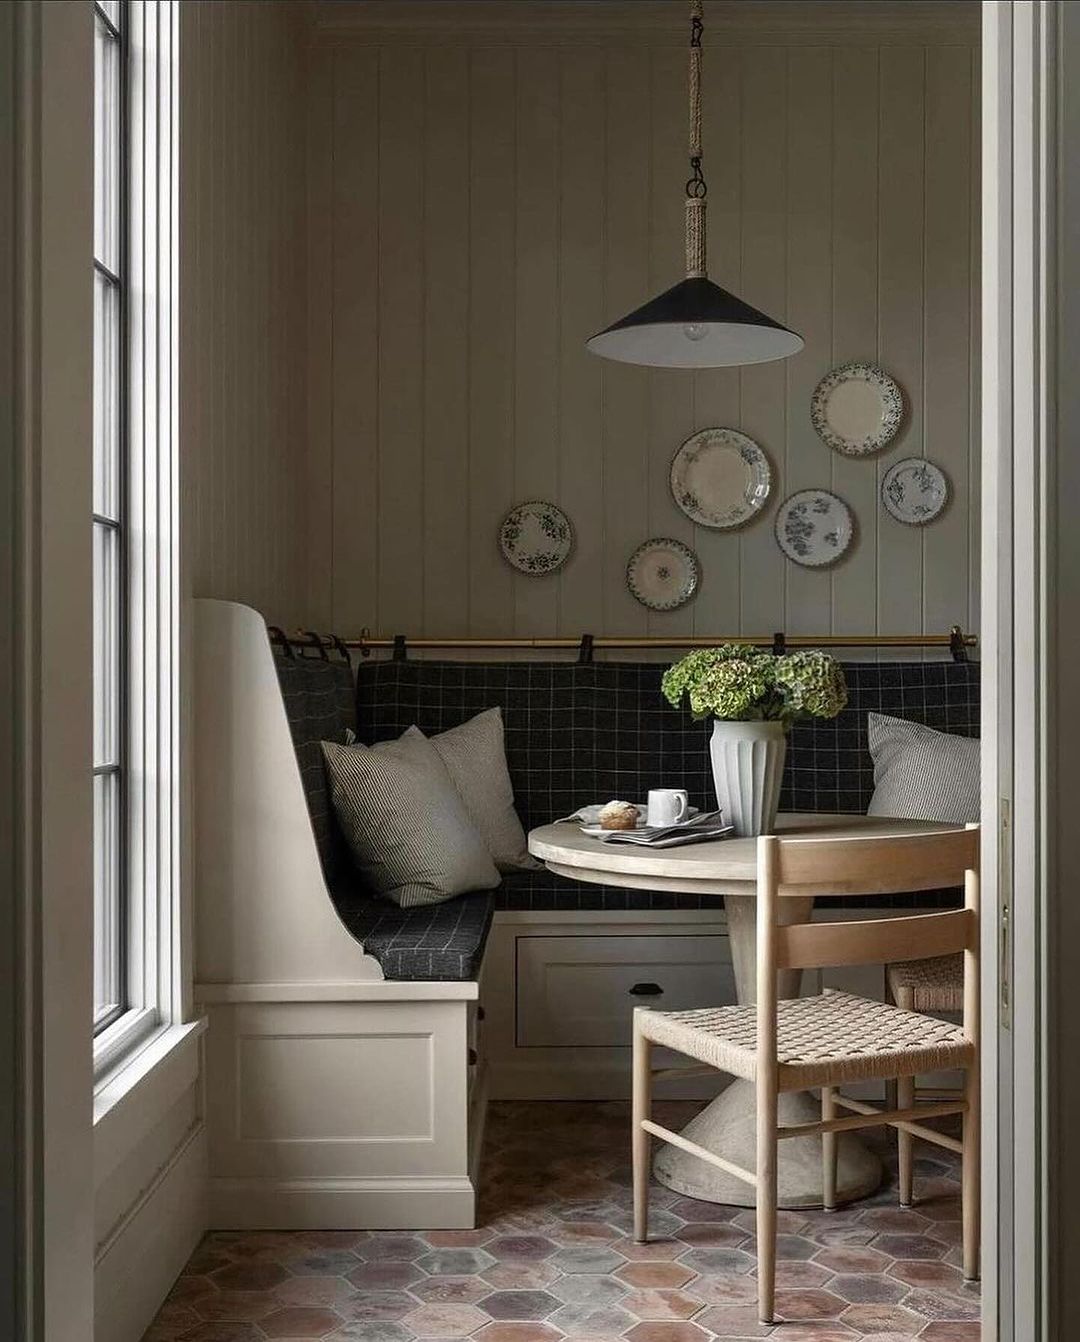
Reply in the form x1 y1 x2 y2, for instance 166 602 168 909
181 0 308 628
308 31 980 645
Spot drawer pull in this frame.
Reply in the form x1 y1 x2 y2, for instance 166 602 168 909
629 982 664 997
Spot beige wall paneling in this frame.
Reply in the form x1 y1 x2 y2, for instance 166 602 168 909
602 48 651 637
691 48 743 637
306 41 334 628
558 50 605 637
739 46 789 637
783 48 834 639
329 47 380 634
468 50 517 635
647 47 694 638
830 48 880 638
513 48 561 636
378 48 425 633
922 46 974 636
423 49 471 637
876 48 926 650
312 21 979 650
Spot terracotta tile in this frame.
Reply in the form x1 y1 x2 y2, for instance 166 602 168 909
548 1244 627 1274
669 1197 740 1224
170 1325 265 1342
773 1288 846 1320
417 1248 497 1276
813 1246 892 1275
192 1291 277 1322
732 1208 810 1236
765 1326 859 1342
185 1249 234 1277
477 1290 560 1321
621 1288 701 1321
870 1234 948 1261
677 1247 756 1277
486 1236 558 1263
808 1224 877 1248
273 1277 356 1307
324 1324 415 1342
616 1262 693 1290
918 1324 982 1342
887 1259 967 1291
607 1208 683 1239
140 1302 201 1341
766 1261 832 1289
402 1302 489 1337
335 1291 418 1322
549 1275 627 1309
684 1273 757 1307
555 1221 618 1242
209 1262 289 1293
825 1274 908 1305
616 1241 685 1262
409 1277 490 1306
840 1302 924 1333
859 1207 931 1233
260 1306 344 1338
903 1288 981 1322
299 1231 370 1252
423 1229 493 1248
481 1263 561 1291
546 1301 636 1336
474 1325 563 1342
739 1233 818 1261
345 1262 426 1292
286 1251 366 1277
357 1237 428 1263
623 1319 721 1341
168 1275 218 1306
674 1222 748 1249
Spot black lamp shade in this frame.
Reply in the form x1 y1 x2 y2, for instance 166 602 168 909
585 276 804 369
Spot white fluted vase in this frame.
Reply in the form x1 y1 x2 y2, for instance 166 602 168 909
709 718 787 837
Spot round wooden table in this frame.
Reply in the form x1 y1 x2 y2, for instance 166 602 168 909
528 812 958 1209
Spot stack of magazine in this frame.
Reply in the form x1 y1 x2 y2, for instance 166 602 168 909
580 809 733 849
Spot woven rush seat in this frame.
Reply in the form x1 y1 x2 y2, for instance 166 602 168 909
887 953 964 1013
637 988 973 1090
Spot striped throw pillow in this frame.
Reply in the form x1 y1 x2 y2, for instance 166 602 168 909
867 713 980 824
321 733 500 908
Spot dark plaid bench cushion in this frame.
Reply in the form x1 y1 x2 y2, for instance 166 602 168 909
275 653 980 980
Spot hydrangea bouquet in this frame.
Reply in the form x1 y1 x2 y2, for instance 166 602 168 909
661 645 848 727
661 645 848 835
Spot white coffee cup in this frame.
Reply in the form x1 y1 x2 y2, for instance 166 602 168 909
647 788 690 827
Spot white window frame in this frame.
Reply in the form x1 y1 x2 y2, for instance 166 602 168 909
93 0 181 1082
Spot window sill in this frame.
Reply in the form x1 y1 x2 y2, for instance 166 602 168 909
93 1018 208 1181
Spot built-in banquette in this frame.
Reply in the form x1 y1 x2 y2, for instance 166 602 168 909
194 599 979 1229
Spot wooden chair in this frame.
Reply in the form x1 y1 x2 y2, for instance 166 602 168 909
886 952 964 1207
631 825 980 1325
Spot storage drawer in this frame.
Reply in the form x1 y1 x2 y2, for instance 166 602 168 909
516 934 734 1048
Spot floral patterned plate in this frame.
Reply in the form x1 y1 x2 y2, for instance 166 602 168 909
810 362 904 456
774 489 854 567
498 500 573 574
881 457 949 525
626 538 700 611
669 428 772 529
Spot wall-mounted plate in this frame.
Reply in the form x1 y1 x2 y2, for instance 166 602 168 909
774 489 854 567
810 362 904 457
670 428 772 530
626 538 700 611
881 458 949 525
498 501 573 575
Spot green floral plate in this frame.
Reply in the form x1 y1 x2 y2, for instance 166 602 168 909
498 500 573 575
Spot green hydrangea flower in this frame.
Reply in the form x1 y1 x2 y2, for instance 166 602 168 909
662 644 847 727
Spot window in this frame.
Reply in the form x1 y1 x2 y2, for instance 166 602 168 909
93 0 181 1067
93 0 126 1034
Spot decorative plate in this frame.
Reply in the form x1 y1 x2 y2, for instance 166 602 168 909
498 500 573 574
810 362 905 456
774 489 854 567
881 458 949 526
626 538 700 611
669 428 772 529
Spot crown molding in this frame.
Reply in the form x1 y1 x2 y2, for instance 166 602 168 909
309 1 980 49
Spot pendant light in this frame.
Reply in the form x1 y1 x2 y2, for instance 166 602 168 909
586 0 803 369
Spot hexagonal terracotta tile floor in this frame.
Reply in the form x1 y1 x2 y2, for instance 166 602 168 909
142 1101 980 1340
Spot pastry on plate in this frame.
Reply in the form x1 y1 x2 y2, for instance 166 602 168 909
598 799 639 831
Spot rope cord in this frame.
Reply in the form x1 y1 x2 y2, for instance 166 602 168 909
685 0 708 278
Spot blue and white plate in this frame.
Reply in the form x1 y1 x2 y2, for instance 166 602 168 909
774 489 854 567
811 362 904 457
670 428 772 529
626 538 700 611
881 458 949 526
499 500 573 574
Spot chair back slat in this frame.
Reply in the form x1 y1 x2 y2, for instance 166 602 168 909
776 907 976 972
772 826 978 896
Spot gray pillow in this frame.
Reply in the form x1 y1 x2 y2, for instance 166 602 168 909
409 709 539 874
321 732 500 908
866 713 980 823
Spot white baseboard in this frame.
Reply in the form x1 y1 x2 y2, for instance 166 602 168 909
209 1173 476 1230
94 1121 207 1342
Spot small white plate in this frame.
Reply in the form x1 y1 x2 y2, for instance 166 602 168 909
626 538 700 611
881 458 949 526
499 500 573 574
774 489 854 567
811 362 904 457
670 428 772 530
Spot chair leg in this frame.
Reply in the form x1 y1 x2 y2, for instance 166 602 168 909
631 1012 652 1245
756 1074 778 1324
897 1073 915 1207
821 1086 837 1212
962 1062 980 1281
